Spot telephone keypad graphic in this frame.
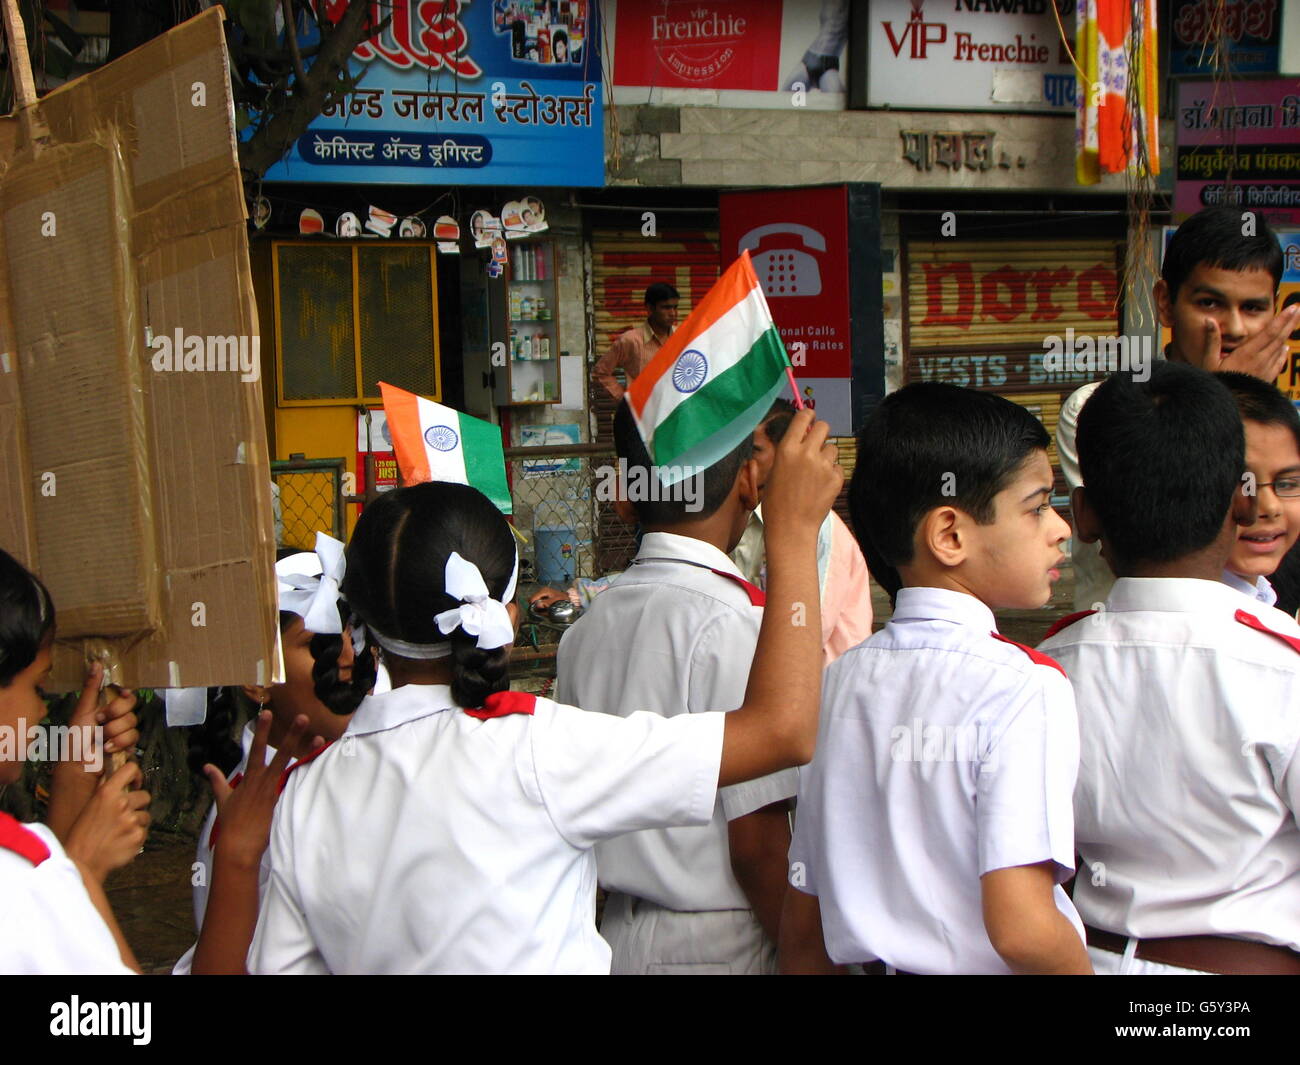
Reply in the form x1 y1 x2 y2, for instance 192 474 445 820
738 223 825 298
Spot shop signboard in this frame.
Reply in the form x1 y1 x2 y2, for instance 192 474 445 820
1169 0 1281 75
1175 79 1300 227
857 0 1078 113
259 1 604 186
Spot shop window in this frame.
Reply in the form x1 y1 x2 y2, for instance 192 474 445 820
273 242 441 405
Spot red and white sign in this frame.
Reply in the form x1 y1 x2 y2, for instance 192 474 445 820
865 0 1076 112
613 0 782 89
720 187 853 435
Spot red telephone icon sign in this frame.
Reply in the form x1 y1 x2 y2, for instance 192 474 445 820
738 223 825 298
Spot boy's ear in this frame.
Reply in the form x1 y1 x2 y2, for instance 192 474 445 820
1153 278 1174 328
1071 485 1103 544
919 505 965 568
738 456 761 512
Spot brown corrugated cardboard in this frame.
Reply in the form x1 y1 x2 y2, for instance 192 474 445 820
0 8 277 690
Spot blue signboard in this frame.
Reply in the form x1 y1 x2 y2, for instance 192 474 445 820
1169 0 1280 75
259 1 603 186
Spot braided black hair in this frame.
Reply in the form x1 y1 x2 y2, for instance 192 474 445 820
319 482 516 710
309 601 378 717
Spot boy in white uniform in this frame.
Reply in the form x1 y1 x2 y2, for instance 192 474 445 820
1040 362 1300 975
1057 206 1299 610
780 383 1091 975
556 401 798 974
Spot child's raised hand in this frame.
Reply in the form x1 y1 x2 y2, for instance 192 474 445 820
761 408 843 538
204 710 313 871
68 663 139 769
63 761 151 883
1206 304 1300 381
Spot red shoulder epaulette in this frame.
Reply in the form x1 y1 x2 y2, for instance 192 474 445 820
1235 609 1300 655
0 811 50 867
1043 609 1097 640
990 632 1068 677
278 740 335 794
708 568 766 607
465 691 538 720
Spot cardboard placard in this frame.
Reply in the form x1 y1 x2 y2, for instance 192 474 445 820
0 8 277 690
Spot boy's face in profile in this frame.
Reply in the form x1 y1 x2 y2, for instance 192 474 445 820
1229 419 1300 580
959 450 1071 610
1158 264 1277 369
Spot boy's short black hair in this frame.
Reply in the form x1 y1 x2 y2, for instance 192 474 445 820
1077 362 1244 572
1217 371 1300 458
613 399 753 525
644 282 679 306
1161 206 1283 300
849 383 1049 567
761 398 798 445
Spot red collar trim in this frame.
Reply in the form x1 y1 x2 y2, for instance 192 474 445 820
0 811 50 866
1043 609 1097 640
1235 609 1300 655
465 691 538 720
278 740 334 794
990 632 1068 677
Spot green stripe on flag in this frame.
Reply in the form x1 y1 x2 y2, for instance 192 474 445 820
458 412 513 515
651 326 789 470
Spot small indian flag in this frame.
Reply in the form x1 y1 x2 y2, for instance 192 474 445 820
379 382 512 514
627 250 791 486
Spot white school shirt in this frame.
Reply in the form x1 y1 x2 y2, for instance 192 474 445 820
1222 568 1279 608
789 587 1084 974
1039 577 1300 950
555 531 799 912
172 724 282 975
247 684 725 974
0 816 133 974
1057 381 1115 611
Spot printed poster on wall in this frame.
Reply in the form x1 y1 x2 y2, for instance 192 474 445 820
258 1 604 186
357 410 398 496
720 186 853 435
608 0 848 108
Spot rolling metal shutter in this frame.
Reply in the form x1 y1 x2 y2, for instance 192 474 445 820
903 237 1124 494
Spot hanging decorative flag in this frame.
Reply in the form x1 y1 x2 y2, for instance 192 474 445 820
379 382 512 515
627 250 791 487
1075 0 1160 184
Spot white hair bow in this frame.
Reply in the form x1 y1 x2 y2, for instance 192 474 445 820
434 551 516 650
276 532 347 635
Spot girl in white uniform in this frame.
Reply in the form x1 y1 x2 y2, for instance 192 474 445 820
174 536 364 974
0 548 150 974
249 409 842 974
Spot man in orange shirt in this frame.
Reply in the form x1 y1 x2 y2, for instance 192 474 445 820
592 283 679 401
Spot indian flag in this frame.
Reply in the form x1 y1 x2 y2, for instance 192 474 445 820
379 382 512 514
627 250 791 486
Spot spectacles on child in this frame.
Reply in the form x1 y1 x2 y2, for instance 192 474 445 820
1255 477 1300 498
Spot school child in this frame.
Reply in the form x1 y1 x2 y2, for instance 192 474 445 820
731 399 874 664
780 383 1090 976
172 538 359 974
1217 372 1300 617
1039 363 1300 974
555 401 802 974
249 409 841 975
0 548 150 974
1057 206 1299 610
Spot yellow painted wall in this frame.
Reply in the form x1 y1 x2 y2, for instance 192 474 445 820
274 405 363 536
